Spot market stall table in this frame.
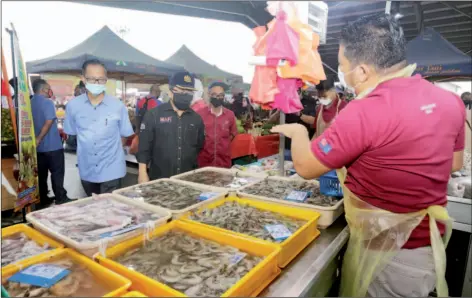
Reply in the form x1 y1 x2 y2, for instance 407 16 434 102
231 134 257 159
261 216 349 297
254 134 280 159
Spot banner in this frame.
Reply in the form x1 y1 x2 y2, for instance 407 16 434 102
11 26 39 210
1 47 18 145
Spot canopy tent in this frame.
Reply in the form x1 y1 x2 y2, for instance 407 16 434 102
165 45 243 87
407 27 472 78
26 26 184 83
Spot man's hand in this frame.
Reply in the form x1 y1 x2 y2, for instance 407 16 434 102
138 172 150 184
35 138 42 147
271 123 308 139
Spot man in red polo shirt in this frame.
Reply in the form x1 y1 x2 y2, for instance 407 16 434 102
272 14 465 297
197 81 237 168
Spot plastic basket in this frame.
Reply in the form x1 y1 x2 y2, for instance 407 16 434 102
319 170 343 197
180 195 321 268
96 220 281 297
1 224 64 272
121 291 147 297
1 249 131 297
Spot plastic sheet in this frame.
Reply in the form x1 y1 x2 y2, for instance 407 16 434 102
265 10 299 67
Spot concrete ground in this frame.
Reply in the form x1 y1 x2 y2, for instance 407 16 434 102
48 152 139 199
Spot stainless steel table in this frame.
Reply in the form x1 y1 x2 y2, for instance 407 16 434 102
261 217 349 297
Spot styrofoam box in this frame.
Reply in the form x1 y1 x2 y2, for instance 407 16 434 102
26 194 172 257
112 178 228 219
237 176 344 229
170 166 268 192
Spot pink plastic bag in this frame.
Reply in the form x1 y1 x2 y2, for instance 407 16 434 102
272 77 303 114
266 10 299 67
249 26 279 106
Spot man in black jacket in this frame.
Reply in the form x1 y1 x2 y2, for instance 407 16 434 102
137 72 205 182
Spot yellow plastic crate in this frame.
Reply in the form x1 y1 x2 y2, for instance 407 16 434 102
96 221 281 297
180 196 321 268
121 291 147 297
1 224 64 273
1 249 131 297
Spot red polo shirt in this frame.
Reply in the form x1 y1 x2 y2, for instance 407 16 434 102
312 75 466 249
197 107 238 168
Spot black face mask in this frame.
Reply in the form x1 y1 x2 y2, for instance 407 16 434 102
173 93 193 110
210 97 223 108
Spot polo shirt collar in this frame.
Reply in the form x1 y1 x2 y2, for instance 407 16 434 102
84 93 110 106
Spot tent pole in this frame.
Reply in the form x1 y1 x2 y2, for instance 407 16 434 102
278 111 285 176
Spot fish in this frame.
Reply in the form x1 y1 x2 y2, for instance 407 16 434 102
114 231 262 297
1 233 51 267
189 201 306 243
29 196 163 243
240 179 342 207
116 181 216 210
175 170 261 189
2 258 113 297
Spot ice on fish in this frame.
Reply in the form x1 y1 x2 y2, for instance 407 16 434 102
1 233 52 267
116 180 218 210
189 201 306 243
175 170 260 189
114 231 263 297
29 196 163 243
241 179 341 207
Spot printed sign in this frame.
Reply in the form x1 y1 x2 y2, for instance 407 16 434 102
12 26 39 210
8 264 70 288
284 190 311 203
265 224 293 242
198 192 220 201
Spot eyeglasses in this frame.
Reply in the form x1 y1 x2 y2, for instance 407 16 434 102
85 77 108 84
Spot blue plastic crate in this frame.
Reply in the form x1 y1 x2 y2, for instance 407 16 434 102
319 170 343 197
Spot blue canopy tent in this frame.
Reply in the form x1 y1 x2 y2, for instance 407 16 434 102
26 26 184 83
407 27 472 79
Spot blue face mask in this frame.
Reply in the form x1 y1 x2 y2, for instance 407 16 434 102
85 83 106 96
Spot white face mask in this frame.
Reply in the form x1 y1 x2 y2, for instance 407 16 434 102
338 66 357 96
319 98 332 106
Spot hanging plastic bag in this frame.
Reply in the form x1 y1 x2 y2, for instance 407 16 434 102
277 7 326 84
249 26 279 106
272 77 303 114
266 10 299 67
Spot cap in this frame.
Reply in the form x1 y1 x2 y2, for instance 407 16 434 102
208 81 229 92
169 72 196 91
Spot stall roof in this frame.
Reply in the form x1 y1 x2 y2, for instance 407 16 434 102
165 45 243 82
407 27 472 77
73 1 472 75
26 26 185 83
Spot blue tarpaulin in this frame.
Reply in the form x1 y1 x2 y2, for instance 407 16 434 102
407 28 472 77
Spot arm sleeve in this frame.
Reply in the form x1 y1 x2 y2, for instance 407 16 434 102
454 110 466 152
311 103 371 169
230 114 237 137
44 101 57 121
136 111 154 164
120 105 134 137
197 118 205 151
63 104 77 135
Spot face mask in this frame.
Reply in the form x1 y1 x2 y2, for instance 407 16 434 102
210 97 223 108
319 98 332 106
47 90 54 98
173 93 193 110
85 83 106 96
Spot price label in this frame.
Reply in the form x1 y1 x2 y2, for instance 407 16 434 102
8 264 70 288
285 190 311 203
228 252 247 267
265 224 292 242
198 192 220 201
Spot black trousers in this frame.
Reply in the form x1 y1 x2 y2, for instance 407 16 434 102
37 149 68 204
81 178 122 197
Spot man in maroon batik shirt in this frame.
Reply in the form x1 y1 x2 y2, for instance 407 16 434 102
272 14 465 297
197 82 237 168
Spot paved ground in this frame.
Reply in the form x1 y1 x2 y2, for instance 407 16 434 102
54 153 138 199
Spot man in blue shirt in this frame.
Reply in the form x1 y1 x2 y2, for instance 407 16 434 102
64 59 134 196
31 79 73 208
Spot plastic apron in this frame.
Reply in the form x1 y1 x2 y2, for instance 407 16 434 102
336 64 453 297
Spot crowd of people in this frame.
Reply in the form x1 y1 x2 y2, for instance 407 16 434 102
24 12 471 298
